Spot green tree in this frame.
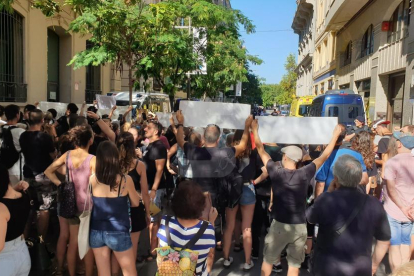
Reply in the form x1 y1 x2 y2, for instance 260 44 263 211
276 53 297 104
68 0 178 105
237 72 263 105
261 84 280 107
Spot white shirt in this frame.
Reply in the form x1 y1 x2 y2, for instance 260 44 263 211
3 125 25 179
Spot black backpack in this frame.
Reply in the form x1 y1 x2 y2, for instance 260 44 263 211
0 125 21 169
215 167 243 213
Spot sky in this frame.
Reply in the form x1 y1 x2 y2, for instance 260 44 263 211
231 0 298 84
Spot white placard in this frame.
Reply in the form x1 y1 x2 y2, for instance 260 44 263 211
180 101 251 129
156 112 178 128
257 117 338 144
96 95 116 110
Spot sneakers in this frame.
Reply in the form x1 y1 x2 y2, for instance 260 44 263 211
223 257 233 268
272 262 283 273
243 260 254 271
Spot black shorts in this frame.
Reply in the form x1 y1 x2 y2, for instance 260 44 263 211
131 204 147 233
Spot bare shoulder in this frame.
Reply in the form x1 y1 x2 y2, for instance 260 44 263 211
0 202 10 221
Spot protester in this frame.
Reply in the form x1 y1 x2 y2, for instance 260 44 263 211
383 132 414 271
19 104 37 129
251 142 283 272
112 132 150 272
373 119 393 166
351 131 377 194
0 166 31 276
222 130 259 270
19 109 56 241
157 181 217 276
315 124 369 198
307 155 391 276
87 111 116 155
44 125 96 276
141 120 167 261
252 119 342 276
89 141 140 276
174 111 253 255
0 105 25 185
56 103 79 136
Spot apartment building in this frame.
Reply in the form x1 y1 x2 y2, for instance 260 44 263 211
292 0 315 97
334 0 413 127
292 0 414 127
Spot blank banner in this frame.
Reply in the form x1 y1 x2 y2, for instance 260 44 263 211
257 117 338 144
180 101 251 129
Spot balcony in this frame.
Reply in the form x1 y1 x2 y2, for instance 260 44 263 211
325 0 371 31
292 0 313 35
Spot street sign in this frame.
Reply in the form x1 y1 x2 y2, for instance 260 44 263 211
236 81 242 97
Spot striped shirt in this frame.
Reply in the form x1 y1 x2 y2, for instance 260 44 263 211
157 216 216 276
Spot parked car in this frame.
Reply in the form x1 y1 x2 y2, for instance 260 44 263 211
308 89 365 126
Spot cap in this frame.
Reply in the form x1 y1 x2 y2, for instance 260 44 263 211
393 132 414 149
355 116 365 124
372 119 391 129
281 146 303 163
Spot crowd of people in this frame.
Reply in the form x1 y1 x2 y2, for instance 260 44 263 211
0 102 414 276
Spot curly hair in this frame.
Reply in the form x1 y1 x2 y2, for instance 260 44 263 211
352 131 375 170
116 132 136 174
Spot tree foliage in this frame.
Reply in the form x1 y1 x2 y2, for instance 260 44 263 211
261 84 280 107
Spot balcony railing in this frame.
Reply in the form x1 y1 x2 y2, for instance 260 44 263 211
0 81 27 102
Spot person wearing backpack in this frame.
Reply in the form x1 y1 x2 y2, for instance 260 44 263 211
0 105 25 185
157 181 218 276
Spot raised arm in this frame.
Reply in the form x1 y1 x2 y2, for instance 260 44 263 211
251 119 271 167
234 115 253 157
313 125 343 170
87 111 116 142
175 110 186 149
108 105 117 120
79 101 87 116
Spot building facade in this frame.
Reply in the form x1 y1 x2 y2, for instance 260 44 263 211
292 0 315 97
2 0 119 106
292 0 414 127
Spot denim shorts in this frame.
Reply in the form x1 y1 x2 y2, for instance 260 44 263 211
89 229 132 252
240 183 256 206
387 214 413 246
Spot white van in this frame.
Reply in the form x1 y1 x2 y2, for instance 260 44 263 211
108 91 171 112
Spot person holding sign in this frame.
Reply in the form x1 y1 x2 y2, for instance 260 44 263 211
251 118 342 276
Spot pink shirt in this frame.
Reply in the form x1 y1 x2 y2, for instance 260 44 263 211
384 153 414 222
68 153 94 213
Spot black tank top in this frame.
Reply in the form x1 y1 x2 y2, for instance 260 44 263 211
0 192 31 241
128 160 141 192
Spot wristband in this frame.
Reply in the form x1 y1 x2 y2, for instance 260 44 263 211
251 180 256 185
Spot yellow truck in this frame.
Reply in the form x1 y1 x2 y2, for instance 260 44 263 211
290 95 315 117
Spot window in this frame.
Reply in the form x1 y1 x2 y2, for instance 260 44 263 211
347 106 360 119
344 41 352 66
85 40 101 103
361 25 374 58
328 106 339 117
328 79 334 90
314 85 318 95
0 10 26 102
388 0 411 43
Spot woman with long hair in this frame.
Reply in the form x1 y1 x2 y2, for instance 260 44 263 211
222 129 258 271
352 131 377 194
0 166 31 276
89 141 140 276
45 125 96 276
111 132 150 274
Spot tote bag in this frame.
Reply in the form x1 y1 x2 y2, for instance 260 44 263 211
78 183 92 259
